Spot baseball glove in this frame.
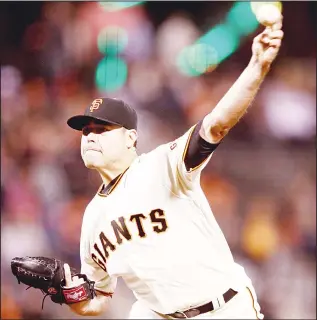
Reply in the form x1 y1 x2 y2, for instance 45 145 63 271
11 256 96 308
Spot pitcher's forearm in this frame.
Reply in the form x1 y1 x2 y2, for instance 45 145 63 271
201 60 268 143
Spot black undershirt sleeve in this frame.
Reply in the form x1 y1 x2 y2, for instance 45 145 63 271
184 120 220 172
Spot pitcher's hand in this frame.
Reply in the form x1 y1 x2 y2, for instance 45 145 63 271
251 20 284 70
64 263 85 288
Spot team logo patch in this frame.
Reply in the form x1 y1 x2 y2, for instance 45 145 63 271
170 142 177 150
48 287 58 294
90 98 103 113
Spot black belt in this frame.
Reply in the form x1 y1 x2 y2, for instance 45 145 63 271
166 288 238 318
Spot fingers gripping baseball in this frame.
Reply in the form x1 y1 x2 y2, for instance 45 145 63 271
271 21 283 31
269 38 282 48
252 21 284 67
64 263 85 288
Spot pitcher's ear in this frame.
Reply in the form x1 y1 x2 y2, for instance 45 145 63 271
126 129 138 149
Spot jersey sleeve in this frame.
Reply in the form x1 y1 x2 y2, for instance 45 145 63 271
80 214 117 295
164 122 218 191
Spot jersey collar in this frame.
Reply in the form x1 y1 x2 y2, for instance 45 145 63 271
98 167 129 197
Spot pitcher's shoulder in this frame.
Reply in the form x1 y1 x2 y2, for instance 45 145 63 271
136 143 172 164
126 146 170 181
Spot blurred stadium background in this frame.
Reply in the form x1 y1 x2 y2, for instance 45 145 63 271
1 1 316 319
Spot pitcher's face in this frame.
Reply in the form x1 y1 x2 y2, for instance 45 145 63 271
81 122 127 169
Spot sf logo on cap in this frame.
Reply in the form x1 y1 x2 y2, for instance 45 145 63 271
90 99 103 112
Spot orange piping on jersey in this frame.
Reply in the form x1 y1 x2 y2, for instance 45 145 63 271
181 124 196 168
95 289 113 298
97 183 104 195
181 124 212 173
246 287 260 320
97 167 129 197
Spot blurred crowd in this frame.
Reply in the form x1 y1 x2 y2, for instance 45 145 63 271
1 2 316 319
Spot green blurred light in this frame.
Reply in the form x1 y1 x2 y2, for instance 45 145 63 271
177 44 218 77
226 2 259 37
198 24 239 63
177 1 259 77
177 47 201 77
95 57 128 92
97 26 128 55
99 2 145 12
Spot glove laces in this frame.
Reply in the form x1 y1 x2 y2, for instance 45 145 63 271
25 285 52 309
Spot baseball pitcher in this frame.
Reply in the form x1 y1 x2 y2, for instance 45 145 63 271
11 21 283 319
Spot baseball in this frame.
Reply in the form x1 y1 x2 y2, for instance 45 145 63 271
251 2 282 26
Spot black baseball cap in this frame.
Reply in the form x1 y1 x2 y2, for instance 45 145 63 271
67 97 138 131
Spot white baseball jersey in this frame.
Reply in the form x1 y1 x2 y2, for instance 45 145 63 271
80 124 252 314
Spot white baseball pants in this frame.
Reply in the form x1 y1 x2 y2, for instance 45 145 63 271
128 285 264 319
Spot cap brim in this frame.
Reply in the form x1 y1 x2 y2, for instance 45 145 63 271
67 115 122 131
